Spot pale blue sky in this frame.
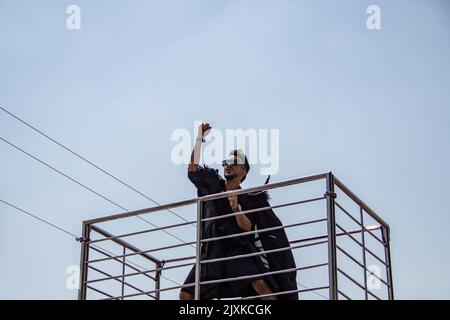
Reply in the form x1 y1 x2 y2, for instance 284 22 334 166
1 0 449 299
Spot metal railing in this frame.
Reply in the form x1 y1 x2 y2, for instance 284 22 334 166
78 171 394 300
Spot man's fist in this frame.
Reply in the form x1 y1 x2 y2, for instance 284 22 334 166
198 123 212 141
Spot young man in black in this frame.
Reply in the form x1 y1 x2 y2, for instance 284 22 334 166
179 123 298 300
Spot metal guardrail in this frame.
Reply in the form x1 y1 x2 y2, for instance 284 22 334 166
78 171 394 300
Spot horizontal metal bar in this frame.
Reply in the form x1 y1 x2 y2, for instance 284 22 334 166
338 290 352 300
84 172 329 225
89 219 197 245
86 285 115 299
88 240 196 264
336 244 365 269
90 225 160 264
334 177 389 229
201 262 328 286
337 268 370 295
238 286 330 301
88 228 372 285
88 265 157 300
90 226 377 284
201 218 328 243
202 172 328 202
86 262 196 285
201 196 326 223
89 245 157 281
335 202 386 246
202 240 329 265
85 198 198 225
336 245 390 288
335 223 387 267
96 240 322 274
88 224 381 266
138 254 197 266
103 265 328 301
289 225 381 245
337 268 382 300
161 256 196 264
102 282 197 300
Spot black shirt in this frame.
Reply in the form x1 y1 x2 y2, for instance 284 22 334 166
182 165 298 300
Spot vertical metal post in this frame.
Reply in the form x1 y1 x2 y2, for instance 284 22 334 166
121 246 126 300
155 262 162 300
194 199 203 300
78 222 91 300
325 172 338 300
382 226 394 300
360 207 368 300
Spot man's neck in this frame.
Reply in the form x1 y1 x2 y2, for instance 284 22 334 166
225 179 240 191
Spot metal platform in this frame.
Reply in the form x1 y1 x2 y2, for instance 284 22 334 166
78 171 393 300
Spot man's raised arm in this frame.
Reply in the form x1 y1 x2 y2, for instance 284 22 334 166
188 122 211 173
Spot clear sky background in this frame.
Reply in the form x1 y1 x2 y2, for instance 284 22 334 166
1 0 449 299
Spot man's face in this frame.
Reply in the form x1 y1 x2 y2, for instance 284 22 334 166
223 156 246 182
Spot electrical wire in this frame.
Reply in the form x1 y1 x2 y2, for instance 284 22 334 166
0 136 192 247
0 198 181 287
0 106 193 226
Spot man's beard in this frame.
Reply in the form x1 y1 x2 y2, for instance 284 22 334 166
224 173 238 181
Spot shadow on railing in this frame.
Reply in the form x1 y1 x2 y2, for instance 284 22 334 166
78 171 393 300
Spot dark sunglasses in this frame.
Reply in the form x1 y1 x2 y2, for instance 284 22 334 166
222 159 241 167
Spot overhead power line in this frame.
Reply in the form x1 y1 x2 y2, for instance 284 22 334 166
0 198 181 287
0 136 191 247
0 106 193 226
0 198 78 238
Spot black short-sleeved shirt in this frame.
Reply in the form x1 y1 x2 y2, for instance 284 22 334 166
181 165 276 299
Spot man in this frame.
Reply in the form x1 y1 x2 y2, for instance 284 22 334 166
179 123 298 300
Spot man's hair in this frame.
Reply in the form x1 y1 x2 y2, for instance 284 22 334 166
229 149 250 182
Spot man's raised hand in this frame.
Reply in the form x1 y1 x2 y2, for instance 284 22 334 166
198 123 212 141
190 123 211 172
